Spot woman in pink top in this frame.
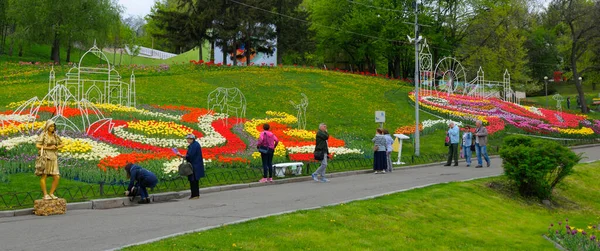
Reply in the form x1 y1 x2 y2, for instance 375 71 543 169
257 123 279 183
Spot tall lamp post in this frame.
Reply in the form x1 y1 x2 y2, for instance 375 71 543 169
578 77 583 110
413 0 421 156
544 76 548 108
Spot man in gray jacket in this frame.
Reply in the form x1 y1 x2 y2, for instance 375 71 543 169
474 120 491 168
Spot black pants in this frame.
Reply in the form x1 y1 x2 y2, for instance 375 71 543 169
189 179 199 197
446 143 459 165
261 149 274 178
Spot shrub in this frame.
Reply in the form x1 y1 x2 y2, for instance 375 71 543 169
499 135 581 199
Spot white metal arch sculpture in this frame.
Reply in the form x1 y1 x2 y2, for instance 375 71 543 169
48 41 136 108
207 87 247 125
11 85 114 135
434 57 467 96
419 39 434 97
290 93 308 130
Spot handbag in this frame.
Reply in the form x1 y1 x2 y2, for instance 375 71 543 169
444 136 450 146
35 147 47 176
470 133 476 151
314 150 324 161
257 132 270 154
178 159 194 176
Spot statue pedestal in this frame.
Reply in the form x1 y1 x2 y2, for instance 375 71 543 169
34 198 67 216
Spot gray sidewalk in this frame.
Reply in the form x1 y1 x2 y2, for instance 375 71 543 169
0 145 598 251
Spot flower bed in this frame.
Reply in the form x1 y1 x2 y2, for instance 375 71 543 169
0 104 362 177
407 90 595 137
546 219 600 250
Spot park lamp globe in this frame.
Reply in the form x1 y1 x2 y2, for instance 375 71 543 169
544 76 548 80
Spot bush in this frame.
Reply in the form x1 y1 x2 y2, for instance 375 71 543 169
499 135 581 199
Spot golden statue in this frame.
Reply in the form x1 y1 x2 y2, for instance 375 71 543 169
35 120 64 200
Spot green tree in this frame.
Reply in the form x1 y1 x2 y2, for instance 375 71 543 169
456 0 530 86
549 0 600 113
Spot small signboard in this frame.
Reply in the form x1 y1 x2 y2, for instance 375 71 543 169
375 111 385 123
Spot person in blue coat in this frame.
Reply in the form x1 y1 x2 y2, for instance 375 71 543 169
124 163 158 204
177 133 205 199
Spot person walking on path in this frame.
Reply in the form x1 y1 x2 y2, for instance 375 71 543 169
312 123 330 182
383 129 394 173
462 125 473 167
124 163 158 204
177 134 205 199
35 120 64 200
257 124 279 183
474 120 491 168
372 128 388 174
444 122 460 166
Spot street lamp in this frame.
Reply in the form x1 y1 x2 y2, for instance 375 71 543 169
544 76 548 108
578 77 583 109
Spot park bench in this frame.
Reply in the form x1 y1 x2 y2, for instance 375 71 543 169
273 162 304 177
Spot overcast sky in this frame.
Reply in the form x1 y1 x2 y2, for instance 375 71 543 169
118 0 155 18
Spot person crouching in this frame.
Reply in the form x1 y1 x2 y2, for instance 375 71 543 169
124 163 158 204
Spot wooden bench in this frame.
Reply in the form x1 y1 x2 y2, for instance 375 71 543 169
273 162 304 177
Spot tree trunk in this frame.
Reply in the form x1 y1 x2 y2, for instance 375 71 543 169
51 33 60 64
8 37 13 56
113 47 117 65
394 55 400 78
119 49 123 66
388 56 394 78
222 42 227 65
276 0 283 65
245 40 251 66
18 43 22 57
210 40 215 62
198 41 203 61
593 82 596 91
232 36 238 66
66 43 72 63
570 40 588 113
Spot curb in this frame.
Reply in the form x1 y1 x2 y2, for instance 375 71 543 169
0 143 594 218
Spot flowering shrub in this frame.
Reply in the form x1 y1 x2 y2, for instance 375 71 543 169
546 219 600 250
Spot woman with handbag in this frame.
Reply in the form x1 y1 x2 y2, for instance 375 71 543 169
257 123 279 183
35 120 64 200
177 134 205 199
372 128 388 174
124 163 158 204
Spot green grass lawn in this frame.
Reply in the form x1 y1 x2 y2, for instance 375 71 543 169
123 161 600 250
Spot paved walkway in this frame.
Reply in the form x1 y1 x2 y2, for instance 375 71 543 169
1 146 599 251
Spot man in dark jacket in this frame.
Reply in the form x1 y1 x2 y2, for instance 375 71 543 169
124 163 158 204
312 123 330 182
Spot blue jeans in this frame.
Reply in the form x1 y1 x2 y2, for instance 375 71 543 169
475 143 490 166
314 155 328 177
260 149 274 178
462 145 472 165
138 178 158 199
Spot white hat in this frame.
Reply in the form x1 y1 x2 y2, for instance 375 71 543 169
185 134 196 139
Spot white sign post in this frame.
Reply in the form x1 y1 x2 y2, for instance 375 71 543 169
375 111 385 128
393 133 410 165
